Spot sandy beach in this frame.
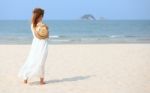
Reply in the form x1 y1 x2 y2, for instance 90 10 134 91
0 44 150 93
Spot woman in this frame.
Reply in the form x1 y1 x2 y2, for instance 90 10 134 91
18 8 49 85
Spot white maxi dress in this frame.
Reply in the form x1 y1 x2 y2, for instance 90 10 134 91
18 22 48 80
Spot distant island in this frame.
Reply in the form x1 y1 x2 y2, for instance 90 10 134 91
81 14 96 21
81 14 106 21
99 16 106 20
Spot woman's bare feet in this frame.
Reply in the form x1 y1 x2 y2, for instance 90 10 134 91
40 78 46 85
24 79 28 84
23 78 46 85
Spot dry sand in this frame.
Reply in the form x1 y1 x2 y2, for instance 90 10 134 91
0 44 150 93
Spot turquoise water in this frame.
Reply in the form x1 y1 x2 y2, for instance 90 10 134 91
0 20 150 44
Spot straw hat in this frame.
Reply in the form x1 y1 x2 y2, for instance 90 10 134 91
37 25 49 39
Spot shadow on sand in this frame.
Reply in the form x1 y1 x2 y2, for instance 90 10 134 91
30 75 94 85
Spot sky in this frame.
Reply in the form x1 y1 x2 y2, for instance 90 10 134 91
0 0 150 20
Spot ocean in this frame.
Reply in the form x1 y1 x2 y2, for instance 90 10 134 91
0 20 150 44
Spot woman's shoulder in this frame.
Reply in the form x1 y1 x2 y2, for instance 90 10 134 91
31 22 49 31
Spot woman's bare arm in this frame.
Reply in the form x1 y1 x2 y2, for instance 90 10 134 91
34 30 45 39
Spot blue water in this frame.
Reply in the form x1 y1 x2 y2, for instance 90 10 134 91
0 20 150 44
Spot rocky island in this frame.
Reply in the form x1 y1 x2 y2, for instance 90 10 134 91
81 14 96 21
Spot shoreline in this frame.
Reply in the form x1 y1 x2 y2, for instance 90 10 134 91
0 42 150 45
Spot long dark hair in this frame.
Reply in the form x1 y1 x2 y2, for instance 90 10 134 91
32 8 44 27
